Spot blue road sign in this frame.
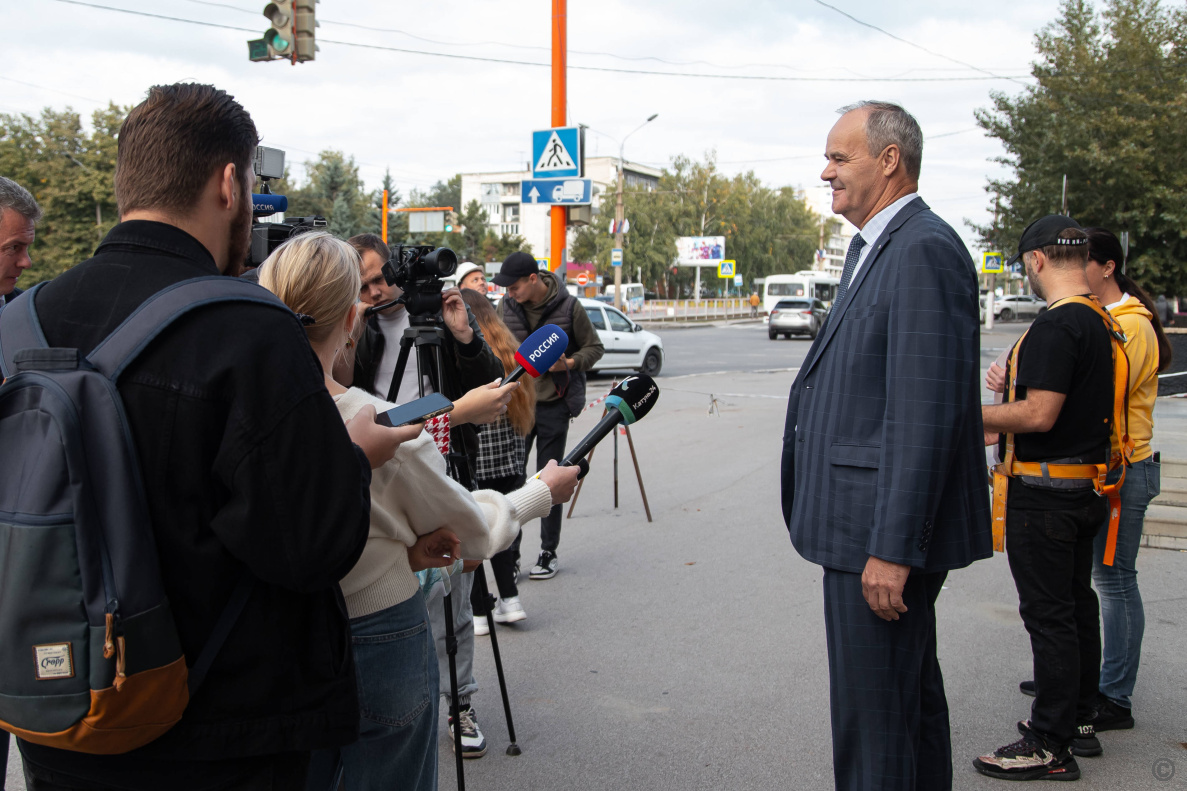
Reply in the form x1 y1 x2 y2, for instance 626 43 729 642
532 127 581 178
521 178 592 205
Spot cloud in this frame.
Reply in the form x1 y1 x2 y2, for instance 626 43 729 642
5 0 1063 250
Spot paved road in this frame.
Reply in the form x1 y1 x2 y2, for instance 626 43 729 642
11 319 1185 791
594 318 1035 381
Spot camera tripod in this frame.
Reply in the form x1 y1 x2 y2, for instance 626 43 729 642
389 316 522 791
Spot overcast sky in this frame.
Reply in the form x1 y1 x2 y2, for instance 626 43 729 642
3 0 1066 250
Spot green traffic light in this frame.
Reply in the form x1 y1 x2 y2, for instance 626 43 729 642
264 29 291 52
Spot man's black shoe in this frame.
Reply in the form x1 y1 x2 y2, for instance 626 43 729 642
974 723 1081 781
1017 719 1101 758
1020 679 1036 697
1092 695 1135 732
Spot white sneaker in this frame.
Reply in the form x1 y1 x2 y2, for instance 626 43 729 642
473 615 489 636
492 596 526 624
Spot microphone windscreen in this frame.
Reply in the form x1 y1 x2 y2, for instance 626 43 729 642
252 193 289 217
603 373 659 425
513 324 568 377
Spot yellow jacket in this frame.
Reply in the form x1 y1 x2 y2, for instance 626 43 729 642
1109 295 1159 462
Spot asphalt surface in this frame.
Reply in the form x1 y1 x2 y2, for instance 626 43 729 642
8 319 1185 790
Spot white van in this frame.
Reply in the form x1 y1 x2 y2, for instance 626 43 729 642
603 283 646 313
763 273 840 315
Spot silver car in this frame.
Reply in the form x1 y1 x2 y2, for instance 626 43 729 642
993 294 1047 322
769 298 827 339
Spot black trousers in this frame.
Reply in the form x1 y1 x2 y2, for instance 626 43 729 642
523 399 571 554
473 473 526 602
1006 500 1105 746
823 568 951 791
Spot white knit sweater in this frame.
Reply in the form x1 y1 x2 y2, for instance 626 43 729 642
334 387 552 618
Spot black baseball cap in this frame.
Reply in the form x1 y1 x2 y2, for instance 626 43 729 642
493 251 539 286
1006 215 1087 266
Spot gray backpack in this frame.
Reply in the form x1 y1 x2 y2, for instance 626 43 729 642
0 277 288 754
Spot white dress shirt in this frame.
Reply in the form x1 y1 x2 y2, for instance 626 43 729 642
848 192 920 287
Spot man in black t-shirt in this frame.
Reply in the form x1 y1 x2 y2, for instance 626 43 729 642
974 216 1114 783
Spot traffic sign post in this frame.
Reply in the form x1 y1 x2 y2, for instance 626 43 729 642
521 178 592 205
982 252 1004 273
535 257 551 272
576 272 590 286
717 260 736 278
611 248 623 267
532 127 582 178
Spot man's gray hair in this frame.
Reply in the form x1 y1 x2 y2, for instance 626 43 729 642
837 101 923 181
0 176 43 225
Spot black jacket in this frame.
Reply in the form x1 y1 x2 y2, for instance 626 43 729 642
19 221 372 782
353 305 504 487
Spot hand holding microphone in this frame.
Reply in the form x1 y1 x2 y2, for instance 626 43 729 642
502 324 569 385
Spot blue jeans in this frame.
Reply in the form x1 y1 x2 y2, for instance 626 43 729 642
1092 455 1160 708
306 593 439 791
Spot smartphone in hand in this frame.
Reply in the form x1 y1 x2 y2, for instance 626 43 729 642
376 393 454 428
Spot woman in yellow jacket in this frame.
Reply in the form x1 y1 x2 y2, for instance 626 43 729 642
1083 227 1173 731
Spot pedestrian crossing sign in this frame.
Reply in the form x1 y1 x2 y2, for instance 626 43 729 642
718 260 736 279
532 127 581 178
982 252 1004 273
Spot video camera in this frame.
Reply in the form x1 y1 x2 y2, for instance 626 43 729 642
247 146 327 270
380 244 458 318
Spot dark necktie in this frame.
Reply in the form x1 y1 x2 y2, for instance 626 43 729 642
833 234 867 310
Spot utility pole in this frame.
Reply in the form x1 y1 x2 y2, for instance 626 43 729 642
613 113 657 311
550 0 567 280
614 161 625 310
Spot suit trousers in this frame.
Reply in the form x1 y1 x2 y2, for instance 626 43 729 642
524 399 571 553
823 568 951 791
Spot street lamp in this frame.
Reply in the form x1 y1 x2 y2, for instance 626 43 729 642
613 113 657 310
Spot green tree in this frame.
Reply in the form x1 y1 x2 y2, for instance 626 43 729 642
283 150 376 237
408 174 462 210
573 153 819 297
973 0 1187 296
457 199 488 263
0 103 124 284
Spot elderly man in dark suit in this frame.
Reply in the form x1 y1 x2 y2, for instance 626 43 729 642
781 101 992 790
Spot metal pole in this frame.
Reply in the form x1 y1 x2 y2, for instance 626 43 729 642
381 189 389 244
614 159 624 311
550 0 567 277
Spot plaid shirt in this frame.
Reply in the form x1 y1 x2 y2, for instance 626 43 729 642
475 416 527 481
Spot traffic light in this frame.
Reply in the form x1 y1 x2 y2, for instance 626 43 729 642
294 0 318 62
262 1 294 59
444 210 457 233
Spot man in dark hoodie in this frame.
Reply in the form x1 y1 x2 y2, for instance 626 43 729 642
495 252 604 580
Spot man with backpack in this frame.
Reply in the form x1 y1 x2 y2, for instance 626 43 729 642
495 252 604 580
1 83 402 790
974 216 1118 782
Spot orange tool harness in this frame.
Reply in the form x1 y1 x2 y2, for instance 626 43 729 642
990 295 1134 566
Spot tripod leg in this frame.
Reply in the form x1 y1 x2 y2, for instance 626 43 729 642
443 591 465 791
565 442 597 519
623 424 653 523
473 566 521 755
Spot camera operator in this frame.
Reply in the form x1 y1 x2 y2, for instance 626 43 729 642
13 83 404 790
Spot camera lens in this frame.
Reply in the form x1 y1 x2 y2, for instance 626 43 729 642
424 247 458 277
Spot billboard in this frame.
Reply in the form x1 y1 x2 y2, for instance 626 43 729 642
676 236 725 265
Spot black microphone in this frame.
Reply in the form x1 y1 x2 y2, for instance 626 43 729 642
559 374 660 477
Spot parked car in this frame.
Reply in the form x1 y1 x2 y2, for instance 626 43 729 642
768 298 828 339
993 294 1047 321
579 297 665 376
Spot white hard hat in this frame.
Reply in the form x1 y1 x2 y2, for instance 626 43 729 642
454 262 485 283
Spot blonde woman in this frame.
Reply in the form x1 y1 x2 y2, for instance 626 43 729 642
257 232 579 791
